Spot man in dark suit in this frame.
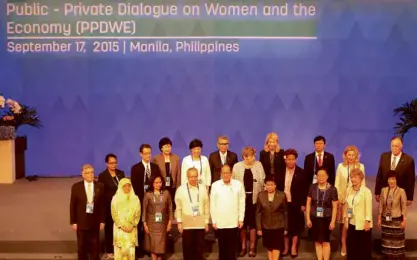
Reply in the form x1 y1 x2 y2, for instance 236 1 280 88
375 137 416 206
98 154 125 258
303 135 336 186
70 164 105 260
130 144 161 258
208 135 238 183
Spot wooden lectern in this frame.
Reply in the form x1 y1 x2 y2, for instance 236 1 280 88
0 140 16 184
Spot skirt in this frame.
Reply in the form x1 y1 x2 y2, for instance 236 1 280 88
243 195 256 229
287 202 305 236
311 217 331 243
262 228 284 250
381 216 405 259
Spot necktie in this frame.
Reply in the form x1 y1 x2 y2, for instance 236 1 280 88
146 165 151 179
87 183 93 202
318 154 323 167
221 155 226 165
391 157 396 170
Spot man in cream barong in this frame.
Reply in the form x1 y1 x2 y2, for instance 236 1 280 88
175 167 210 260
111 178 141 260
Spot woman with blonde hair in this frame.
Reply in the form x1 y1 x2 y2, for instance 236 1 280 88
344 168 372 260
233 146 266 257
259 132 285 178
111 178 141 260
334 145 365 256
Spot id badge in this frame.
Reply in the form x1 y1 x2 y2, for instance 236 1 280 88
86 202 94 214
144 184 148 191
192 206 200 217
316 207 324 218
347 208 353 219
166 177 171 187
155 212 163 223
385 213 392 222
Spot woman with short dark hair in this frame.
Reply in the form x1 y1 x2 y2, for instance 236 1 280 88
181 139 211 191
378 170 407 260
142 174 173 260
256 175 287 260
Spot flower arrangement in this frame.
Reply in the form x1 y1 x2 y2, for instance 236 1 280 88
0 94 42 140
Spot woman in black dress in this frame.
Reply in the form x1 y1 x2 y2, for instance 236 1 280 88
256 175 287 260
306 168 338 260
276 149 308 257
232 147 265 257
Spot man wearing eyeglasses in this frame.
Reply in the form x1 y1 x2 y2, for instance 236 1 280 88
209 136 238 183
98 154 125 259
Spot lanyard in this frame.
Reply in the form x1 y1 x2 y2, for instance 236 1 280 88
316 184 328 207
193 157 202 178
385 187 397 209
349 187 360 205
153 192 163 204
346 166 350 187
187 183 199 204
112 175 120 187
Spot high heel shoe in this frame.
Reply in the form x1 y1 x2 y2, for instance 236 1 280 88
249 249 256 257
238 249 247 257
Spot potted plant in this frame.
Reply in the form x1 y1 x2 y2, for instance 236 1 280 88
394 98 417 138
0 94 42 179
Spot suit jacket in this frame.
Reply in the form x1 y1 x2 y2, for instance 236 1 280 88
276 166 308 207
378 186 407 218
152 153 181 188
209 150 238 182
259 149 285 177
256 190 288 231
131 162 161 203
304 151 336 186
70 180 105 230
375 152 415 201
98 169 125 205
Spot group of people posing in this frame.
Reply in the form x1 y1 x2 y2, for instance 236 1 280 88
69 133 415 260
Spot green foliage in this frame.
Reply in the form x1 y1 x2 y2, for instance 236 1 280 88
394 99 417 137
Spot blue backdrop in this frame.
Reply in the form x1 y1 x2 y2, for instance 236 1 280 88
1 0 417 176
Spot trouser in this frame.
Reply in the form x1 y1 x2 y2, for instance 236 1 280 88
77 229 100 260
135 220 145 257
347 224 372 260
182 229 205 260
104 204 114 253
217 228 238 260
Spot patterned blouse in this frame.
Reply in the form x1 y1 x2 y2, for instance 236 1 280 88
308 183 338 218
232 161 265 204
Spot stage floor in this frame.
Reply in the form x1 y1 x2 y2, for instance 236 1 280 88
1 176 417 259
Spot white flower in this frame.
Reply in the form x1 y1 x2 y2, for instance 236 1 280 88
6 99 13 106
12 102 21 114
0 96 5 108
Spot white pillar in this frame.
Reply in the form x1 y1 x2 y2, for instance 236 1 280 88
0 140 16 184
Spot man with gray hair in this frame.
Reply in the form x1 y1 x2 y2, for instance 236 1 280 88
210 164 245 260
209 135 238 183
70 164 105 260
175 167 210 260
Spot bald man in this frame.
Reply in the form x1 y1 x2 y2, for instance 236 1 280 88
375 137 415 206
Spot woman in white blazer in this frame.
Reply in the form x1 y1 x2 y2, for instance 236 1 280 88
334 145 365 256
344 168 372 260
181 139 211 191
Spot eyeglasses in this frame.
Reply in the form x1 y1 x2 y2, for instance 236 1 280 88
107 162 117 165
218 143 229 145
